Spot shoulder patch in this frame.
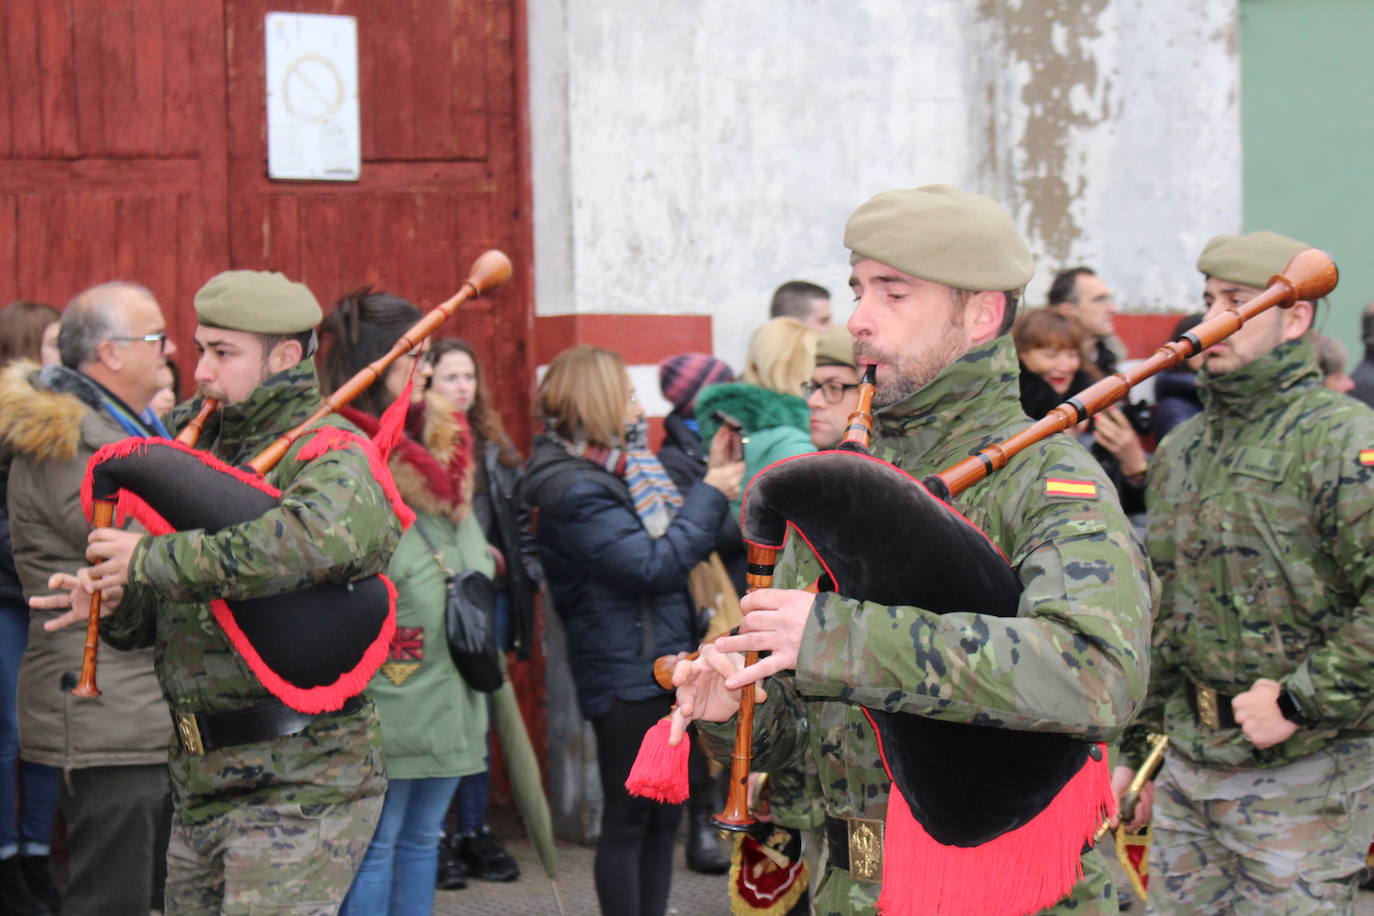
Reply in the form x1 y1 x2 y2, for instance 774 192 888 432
1045 477 1097 499
1359 449 1374 466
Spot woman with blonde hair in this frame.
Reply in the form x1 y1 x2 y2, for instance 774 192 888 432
696 316 817 518
521 345 743 916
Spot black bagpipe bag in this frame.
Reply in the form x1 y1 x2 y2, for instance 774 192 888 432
741 449 1114 916
81 433 405 714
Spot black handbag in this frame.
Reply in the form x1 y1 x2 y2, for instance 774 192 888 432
414 523 504 693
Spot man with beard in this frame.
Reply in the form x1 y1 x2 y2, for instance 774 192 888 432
669 185 1152 914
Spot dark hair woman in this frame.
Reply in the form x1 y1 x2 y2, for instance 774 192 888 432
0 299 62 913
425 337 536 883
1013 308 1147 518
319 289 493 916
521 345 743 915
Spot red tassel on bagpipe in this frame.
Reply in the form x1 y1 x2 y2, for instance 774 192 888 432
625 716 691 804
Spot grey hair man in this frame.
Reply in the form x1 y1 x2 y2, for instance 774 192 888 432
1 281 176 915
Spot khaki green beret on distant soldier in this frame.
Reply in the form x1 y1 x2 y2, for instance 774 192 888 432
1196 230 1311 290
194 270 323 334
844 184 1034 292
814 326 857 369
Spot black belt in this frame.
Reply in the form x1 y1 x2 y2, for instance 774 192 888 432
1185 681 1238 730
174 695 364 755
824 814 886 879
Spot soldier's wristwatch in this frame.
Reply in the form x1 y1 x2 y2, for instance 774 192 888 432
1277 688 1314 726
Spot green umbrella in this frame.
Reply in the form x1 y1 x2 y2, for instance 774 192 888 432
492 676 561 889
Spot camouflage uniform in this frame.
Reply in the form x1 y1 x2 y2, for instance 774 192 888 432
699 337 1153 914
103 359 399 914
1126 336 1374 914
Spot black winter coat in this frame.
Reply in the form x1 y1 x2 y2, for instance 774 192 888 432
472 437 543 658
521 435 728 720
656 412 747 595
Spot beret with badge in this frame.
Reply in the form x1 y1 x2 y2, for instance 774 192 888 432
194 270 323 334
1196 230 1310 290
844 184 1034 292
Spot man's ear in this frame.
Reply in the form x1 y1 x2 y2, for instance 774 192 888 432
95 339 123 373
266 339 304 374
965 291 1007 346
1282 300 1314 342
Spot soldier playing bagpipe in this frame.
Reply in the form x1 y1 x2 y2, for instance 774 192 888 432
32 271 403 914
669 185 1154 915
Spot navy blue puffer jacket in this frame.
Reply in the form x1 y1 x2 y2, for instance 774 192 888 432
521 435 728 720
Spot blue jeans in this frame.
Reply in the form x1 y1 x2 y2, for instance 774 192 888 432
340 776 460 916
0 600 59 858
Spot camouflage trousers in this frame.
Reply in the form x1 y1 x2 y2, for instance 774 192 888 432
1148 741 1374 915
810 840 1119 914
164 795 384 915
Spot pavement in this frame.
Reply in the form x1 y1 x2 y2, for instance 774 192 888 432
436 806 1374 915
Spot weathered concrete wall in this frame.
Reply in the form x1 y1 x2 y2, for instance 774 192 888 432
529 0 1241 372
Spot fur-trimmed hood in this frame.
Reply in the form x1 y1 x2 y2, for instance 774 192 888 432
0 360 95 463
341 392 475 523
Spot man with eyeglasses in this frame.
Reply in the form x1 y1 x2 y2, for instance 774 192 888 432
803 327 861 449
2 281 176 915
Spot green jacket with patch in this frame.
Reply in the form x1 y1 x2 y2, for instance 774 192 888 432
1128 336 1374 770
103 359 400 821
698 336 1153 914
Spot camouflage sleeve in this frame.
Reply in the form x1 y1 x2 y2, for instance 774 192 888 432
127 438 401 602
695 670 810 774
100 565 159 650
1282 418 1374 724
794 499 1152 741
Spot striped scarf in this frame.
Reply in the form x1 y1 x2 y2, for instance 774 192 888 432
548 419 683 537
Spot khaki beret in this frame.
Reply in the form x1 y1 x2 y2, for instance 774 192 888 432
1197 231 1310 290
814 326 856 369
194 270 322 334
844 184 1034 292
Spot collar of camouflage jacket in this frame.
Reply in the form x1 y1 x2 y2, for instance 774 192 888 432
1198 335 1320 419
873 336 1026 470
166 359 325 460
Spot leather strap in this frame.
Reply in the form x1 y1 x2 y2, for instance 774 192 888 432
181 695 363 753
824 815 851 871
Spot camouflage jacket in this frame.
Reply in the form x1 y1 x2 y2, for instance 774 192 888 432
1127 336 1374 770
699 336 1153 913
103 359 399 821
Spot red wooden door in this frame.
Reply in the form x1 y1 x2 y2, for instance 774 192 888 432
0 0 231 360
1 0 542 790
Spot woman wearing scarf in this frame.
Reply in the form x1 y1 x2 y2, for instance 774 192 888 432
317 290 494 916
521 345 744 916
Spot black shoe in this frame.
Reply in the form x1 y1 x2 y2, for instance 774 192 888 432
17 858 58 914
458 828 520 882
685 813 730 875
436 837 468 891
0 855 51 916
1115 886 1134 912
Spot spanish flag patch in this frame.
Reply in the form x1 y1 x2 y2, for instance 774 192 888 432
1360 450 1374 466
1045 477 1098 498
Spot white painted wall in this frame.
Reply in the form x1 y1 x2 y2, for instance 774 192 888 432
529 0 1241 371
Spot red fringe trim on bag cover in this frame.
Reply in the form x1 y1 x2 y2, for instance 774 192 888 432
861 709 1116 916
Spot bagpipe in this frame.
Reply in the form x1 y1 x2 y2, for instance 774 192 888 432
71 251 513 714
635 248 1338 916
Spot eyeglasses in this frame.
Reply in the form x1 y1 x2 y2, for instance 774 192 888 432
801 379 860 404
110 332 169 352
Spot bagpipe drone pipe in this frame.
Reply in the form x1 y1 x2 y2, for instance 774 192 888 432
70 250 514 714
